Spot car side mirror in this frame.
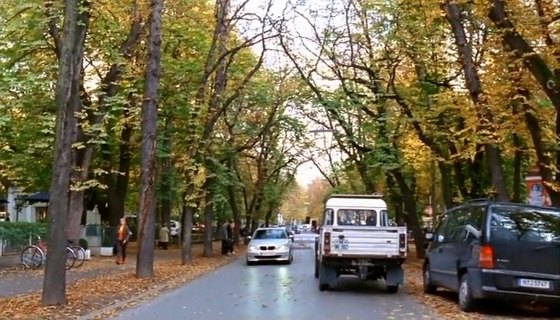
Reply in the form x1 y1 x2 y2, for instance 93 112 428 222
425 232 434 241
246 236 252 240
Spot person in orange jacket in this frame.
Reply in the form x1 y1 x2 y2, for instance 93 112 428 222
116 217 132 264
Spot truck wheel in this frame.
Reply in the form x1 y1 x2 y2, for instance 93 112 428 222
386 284 399 294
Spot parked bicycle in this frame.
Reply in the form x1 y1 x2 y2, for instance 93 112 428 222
20 236 77 270
67 241 87 268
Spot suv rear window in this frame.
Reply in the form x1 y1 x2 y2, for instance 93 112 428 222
489 205 560 242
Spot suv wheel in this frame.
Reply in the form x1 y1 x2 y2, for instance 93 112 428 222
458 274 476 312
423 263 437 294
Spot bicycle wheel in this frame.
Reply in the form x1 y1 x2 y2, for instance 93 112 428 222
68 244 86 268
21 245 45 269
65 247 76 270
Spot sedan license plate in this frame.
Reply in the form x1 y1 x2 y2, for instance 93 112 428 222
518 278 551 289
260 251 276 256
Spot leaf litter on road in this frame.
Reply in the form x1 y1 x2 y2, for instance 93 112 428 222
0 246 245 320
404 257 552 320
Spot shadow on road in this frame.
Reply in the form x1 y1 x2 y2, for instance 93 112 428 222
324 276 403 295
431 289 556 319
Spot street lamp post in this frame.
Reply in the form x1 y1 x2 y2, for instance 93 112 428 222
14 196 25 223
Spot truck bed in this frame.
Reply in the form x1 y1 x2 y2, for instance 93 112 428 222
324 226 406 258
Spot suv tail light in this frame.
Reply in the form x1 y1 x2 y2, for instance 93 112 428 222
324 232 331 254
479 245 495 269
399 233 406 252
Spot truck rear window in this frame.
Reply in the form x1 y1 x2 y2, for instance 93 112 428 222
337 209 377 226
489 205 560 242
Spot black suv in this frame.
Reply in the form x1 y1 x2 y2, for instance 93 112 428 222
423 200 560 312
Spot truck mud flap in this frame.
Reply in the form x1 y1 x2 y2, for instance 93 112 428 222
385 265 404 286
319 262 337 291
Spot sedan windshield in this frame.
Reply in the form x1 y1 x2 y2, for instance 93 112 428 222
253 229 287 240
489 205 560 242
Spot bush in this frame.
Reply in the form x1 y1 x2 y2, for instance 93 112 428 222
0 222 47 248
78 238 88 250
101 226 116 247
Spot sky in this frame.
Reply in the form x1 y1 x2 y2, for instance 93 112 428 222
236 0 342 189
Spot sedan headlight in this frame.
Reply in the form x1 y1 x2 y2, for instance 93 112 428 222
277 245 289 251
249 245 259 251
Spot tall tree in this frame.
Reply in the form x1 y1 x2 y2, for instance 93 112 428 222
443 1 509 201
42 0 89 305
136 0 164 279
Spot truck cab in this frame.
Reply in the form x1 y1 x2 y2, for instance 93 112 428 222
315 194 407 293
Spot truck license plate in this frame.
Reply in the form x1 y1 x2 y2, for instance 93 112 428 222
334 239 349 250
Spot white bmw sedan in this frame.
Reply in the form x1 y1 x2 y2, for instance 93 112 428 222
246 227 293 265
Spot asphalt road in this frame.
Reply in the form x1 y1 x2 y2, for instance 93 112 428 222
115 237 440 320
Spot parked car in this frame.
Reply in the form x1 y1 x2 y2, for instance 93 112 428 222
423 199 560 313
246 227 294 265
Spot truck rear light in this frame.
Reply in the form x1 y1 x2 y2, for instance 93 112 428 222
479 245 495 269
324 232 331 253
399 233 406 252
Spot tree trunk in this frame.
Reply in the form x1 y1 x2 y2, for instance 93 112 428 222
203 191 214 257
443 1 510 201
226 178 241 244
390 169 425 259
136 0 163 279
181 194 194 265
160 116 173 227
264 208 273 226
66 3 141 238
436 161 453 209
67 189 86 242
386 174 404 225
42 0 88 306
114 113 134 218
513 133 523 203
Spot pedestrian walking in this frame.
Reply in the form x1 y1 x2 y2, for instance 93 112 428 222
116 217 132 264
159 223 170 250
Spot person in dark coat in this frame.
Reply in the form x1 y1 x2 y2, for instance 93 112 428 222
220 219 235 255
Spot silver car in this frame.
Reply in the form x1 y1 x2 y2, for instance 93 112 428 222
246 227 293 265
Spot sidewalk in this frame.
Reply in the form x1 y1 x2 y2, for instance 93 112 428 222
0 242 217 298
0 254 18 269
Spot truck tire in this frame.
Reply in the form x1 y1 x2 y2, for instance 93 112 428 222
386 284 399 294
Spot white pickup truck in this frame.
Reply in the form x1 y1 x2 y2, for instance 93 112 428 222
314 194 407 293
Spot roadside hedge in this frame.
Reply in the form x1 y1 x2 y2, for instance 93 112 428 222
0 222 47 248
